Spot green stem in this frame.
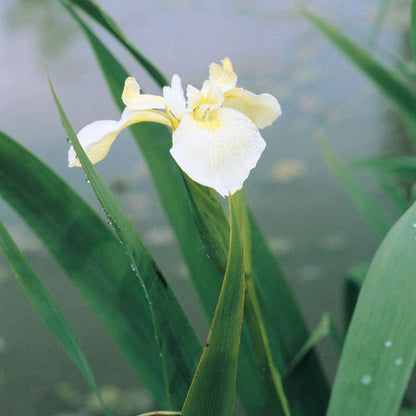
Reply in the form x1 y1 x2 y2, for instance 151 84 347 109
234 191 291 416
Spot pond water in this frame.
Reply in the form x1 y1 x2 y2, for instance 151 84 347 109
0 0 411 414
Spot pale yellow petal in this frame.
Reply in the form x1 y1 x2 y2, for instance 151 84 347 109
209 58 237 93
68 108 171 167
122 77 166 110
186 84 205 111
163 74 186 119
200 80 224 108
170 107 265 196
223 87 281 128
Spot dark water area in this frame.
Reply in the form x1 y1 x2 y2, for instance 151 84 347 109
0 0 412 414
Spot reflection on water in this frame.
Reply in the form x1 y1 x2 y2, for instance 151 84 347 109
0 1 412 414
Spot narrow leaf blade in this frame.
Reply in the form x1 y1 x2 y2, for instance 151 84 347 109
0 220 110 415
49 80 201 409
62 0 167 87
328 202 416 416
181 198 244 416
318 138 392 237
300 6 416 133
412 0 416 63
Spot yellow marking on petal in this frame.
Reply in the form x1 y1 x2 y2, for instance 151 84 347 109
165 105 179 131
188 81 224 120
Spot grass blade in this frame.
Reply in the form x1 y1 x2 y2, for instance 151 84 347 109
181 197 245 416
412 0 416 63
299 6 416 135
327 202 416 416
61 0 167 87
0 220 110 415
318 137 392 238
349 156 416 181
368 0 392 48
0 129 174 403
343 264 368 330
285 314 342 377
234 190 290 416
50 79 201 409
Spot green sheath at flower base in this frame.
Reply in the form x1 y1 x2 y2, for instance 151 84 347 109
68 58 281 196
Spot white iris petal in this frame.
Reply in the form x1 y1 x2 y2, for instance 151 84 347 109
163 74 186 119
69 58 281 198
122 77 166 110
209 58 237 93
223 87 281 128
68 107 171 167
170 107 266 197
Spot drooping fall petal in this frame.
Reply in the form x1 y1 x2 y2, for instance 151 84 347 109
223 87 281 129
68 107 171 167
170 107 266 197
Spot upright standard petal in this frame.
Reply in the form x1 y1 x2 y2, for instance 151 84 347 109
122 77 166 110
163 74 186 120
209 58 237 93
68 108 172 167
170 107 266 196
223 87 281 129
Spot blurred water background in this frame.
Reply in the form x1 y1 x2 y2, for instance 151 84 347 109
0 0 412 414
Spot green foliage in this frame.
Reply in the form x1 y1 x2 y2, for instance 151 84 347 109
327 200 416 415
62 2 330 414
301 4 416 415
0 129 196 408
3 1 416 416
50 80 201 409
181 199 244 416
0 219 110 416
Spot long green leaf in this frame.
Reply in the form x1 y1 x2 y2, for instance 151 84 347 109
285 314 340 377
412 0 416 63
61 0 167 87
318 138 392 238
328 201 416 415
50 80 201 409
0 130 168 402
234 190 290 416
181 197 244 416
343 263 368 330
300 6 416 137
368 0 392 48
349 156 416 181
379 179 412 214
249 211 330 415
0 220 110 416
61 4 330 414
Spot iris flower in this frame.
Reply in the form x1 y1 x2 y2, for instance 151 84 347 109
69 58 281 196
